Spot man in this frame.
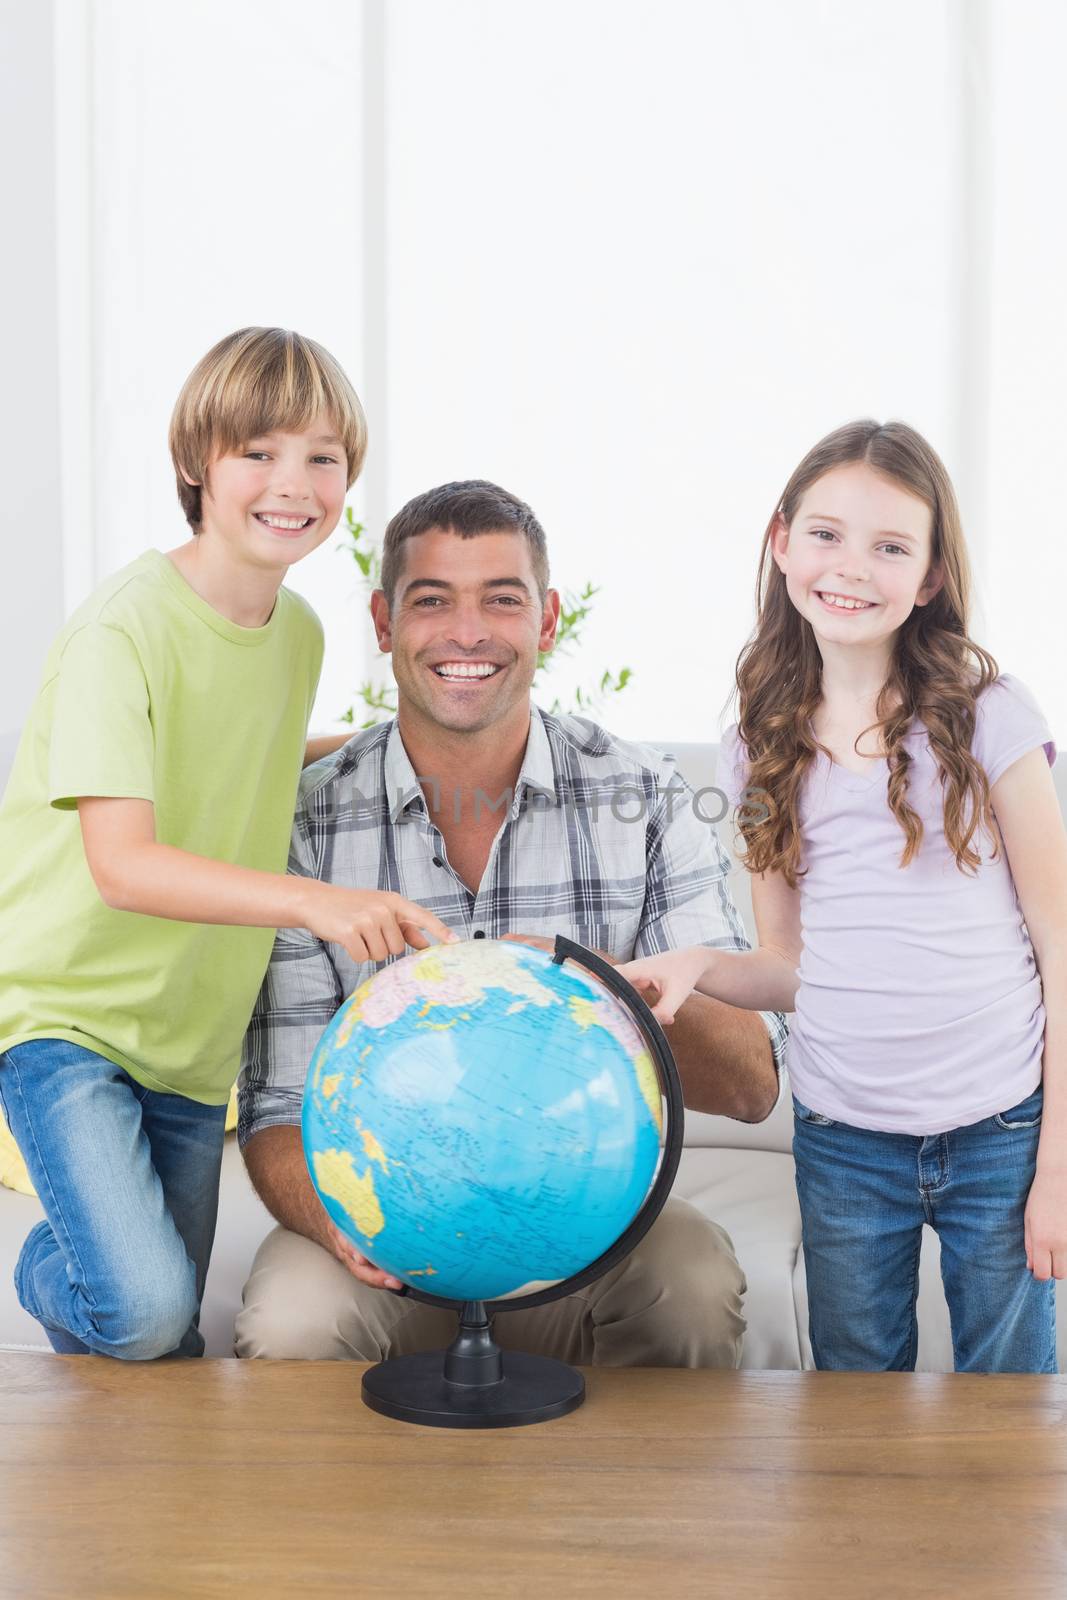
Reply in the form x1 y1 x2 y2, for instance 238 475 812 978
236 480 786 1367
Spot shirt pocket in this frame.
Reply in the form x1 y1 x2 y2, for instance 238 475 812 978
570 921 641 961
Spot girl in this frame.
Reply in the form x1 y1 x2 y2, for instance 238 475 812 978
619 419 1067 1372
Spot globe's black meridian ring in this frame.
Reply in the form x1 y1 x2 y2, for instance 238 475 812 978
399 934 686 1318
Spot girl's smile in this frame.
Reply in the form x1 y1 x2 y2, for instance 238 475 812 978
813 589 879 614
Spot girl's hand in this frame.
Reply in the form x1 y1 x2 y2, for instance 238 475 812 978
617 946 716 1026
1024 1168 1067 1280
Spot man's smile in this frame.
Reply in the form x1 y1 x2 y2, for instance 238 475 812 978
430 661 504 682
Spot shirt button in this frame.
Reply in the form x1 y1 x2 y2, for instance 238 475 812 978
473 930 486 939
432 856 443 867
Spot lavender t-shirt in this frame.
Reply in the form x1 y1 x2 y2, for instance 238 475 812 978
720 675 1055 1134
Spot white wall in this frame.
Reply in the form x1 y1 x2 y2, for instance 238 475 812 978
982 1 1067 699
0 0 64 733
3 0 1064 742
381 0 965 739
53 0 374 730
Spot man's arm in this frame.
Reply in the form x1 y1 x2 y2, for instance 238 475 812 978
237 852 410 1297
242 1124 401 1289
658 989 778 1122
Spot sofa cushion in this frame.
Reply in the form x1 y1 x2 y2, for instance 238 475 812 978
674 1145 804 1370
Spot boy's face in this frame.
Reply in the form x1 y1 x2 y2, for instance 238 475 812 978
193 421 349 568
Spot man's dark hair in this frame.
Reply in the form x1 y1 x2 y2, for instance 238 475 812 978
380 480 550 605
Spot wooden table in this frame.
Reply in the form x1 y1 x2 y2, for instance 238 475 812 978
1 1355 1066 1598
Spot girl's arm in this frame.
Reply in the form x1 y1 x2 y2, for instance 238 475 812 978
989 746 1067 1282
617 869 802 1026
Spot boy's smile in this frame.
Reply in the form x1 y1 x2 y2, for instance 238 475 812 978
252 510 318 537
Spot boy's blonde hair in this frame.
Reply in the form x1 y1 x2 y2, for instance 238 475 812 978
169 327 368 531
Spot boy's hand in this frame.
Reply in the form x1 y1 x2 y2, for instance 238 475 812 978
616 946 715 1026
304 884 456 964
324 1221 403 1291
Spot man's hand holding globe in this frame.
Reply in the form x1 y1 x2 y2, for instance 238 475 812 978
324 1219 403 1292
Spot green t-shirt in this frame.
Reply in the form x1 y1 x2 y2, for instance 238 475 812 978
0 549 324 1103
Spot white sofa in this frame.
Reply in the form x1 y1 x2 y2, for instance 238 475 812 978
1 732 1064 1369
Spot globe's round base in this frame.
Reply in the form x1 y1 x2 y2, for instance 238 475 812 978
361 1349 585 1429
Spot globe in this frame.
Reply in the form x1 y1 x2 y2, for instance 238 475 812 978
301 937 665 1305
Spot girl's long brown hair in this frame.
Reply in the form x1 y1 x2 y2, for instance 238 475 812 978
735 420 998 887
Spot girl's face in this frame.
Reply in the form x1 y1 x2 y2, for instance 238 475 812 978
773 462 941 651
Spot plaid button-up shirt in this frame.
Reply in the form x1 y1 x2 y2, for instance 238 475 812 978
238 707 787 1146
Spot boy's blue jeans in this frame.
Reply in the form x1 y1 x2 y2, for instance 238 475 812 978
0 1038 227 1359
793 1085 1057 1372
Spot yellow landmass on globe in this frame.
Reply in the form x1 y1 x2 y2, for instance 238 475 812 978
333 987 370 1050
360 1128 390 1174
569 996 602 1032
321 1073 343 1099
412 950 449 986
311 1149 385 1239
632 1049 664 1132
414 941 561 1011
567 995 663 1132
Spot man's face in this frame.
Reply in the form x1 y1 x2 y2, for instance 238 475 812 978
371 529 559 736
191 419 349 572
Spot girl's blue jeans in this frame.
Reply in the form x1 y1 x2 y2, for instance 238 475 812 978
793 1085 1057 1372
0 1038 227 1359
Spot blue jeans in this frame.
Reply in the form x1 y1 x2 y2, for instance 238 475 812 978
0 1039 227 1359
793 1086 1057 1372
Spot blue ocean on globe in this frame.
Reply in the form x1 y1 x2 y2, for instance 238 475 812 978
301 938 663 1302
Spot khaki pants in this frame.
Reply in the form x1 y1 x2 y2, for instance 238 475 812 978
235 1198 746 1369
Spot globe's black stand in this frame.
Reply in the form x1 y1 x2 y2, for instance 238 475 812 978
361 1300 585 1429
360 935 684 1429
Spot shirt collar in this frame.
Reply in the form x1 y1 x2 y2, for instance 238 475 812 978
383 706 558 824
515 705 558 805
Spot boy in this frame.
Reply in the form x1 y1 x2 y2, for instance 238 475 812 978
0 327 449 1360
